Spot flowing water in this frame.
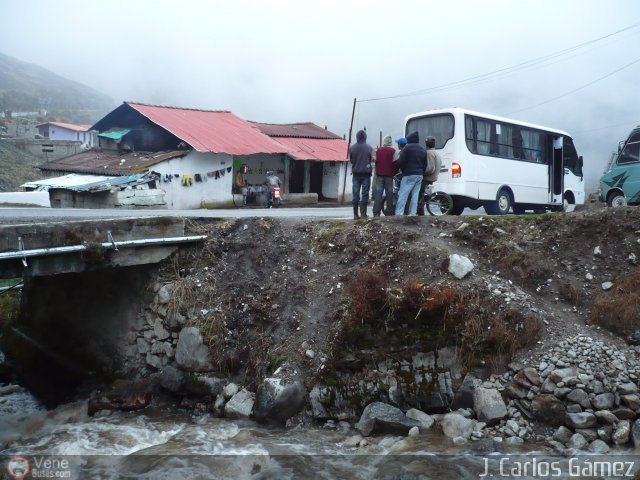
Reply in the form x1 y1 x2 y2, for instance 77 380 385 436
1 345 638 479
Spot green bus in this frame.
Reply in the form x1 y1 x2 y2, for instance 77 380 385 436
600 125 640 206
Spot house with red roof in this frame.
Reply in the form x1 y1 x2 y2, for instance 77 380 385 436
36 121 98 147
37 102 353 209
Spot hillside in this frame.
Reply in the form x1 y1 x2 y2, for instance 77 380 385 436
0 52 114 124
0 140 42 191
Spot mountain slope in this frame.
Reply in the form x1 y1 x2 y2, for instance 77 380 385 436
0 52 114 124
0 140 41 192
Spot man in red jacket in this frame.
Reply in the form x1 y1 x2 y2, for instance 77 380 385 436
372 135 398 216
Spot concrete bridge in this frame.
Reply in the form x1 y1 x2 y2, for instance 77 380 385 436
0 216 206 279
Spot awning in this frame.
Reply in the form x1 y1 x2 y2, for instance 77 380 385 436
98 129 131 140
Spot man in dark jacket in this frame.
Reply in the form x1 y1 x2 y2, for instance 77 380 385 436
372 135 398 216
395 131 426 215
349 130 373 219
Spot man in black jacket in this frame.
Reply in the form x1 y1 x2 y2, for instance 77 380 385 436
349 130 374 219
395 131 426 215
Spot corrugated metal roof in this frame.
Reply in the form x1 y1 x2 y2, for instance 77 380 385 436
250 121 343 139
125 102 288 155
38 150 187 176
35 121 92 132
21 172 157 192
272 137 349 162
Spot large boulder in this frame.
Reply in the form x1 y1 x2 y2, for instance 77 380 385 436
159 365 187 393
473 387 507 426
441 413 473 440
224 389 255 419
531 394 565 426
406 408 435 429
448 254 474 279
254 366 307 424
356 402 420 436
175 327 211 372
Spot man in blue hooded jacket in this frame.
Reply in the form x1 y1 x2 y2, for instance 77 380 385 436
395 131 426 215
349 129 374 219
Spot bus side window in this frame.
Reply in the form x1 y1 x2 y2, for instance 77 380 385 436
465 116 476 153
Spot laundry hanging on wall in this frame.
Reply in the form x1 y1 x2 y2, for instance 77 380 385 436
182 174 193 186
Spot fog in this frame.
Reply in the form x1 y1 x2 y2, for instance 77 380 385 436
2 0 640 192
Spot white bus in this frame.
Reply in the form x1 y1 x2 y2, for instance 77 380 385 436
404 107 585 215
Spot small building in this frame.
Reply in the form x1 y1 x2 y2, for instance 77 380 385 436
36 121 98 147
36 102 352 209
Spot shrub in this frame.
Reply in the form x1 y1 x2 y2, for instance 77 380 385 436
591 269 640 336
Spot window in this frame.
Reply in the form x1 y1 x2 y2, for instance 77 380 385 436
563 137 582 175
406 113 454 149
618 142 640 165
464 114 548 164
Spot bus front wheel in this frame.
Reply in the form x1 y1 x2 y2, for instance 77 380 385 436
485 189 512 215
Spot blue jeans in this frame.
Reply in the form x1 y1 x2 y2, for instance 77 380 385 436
395 175 423 215
352 174 371 206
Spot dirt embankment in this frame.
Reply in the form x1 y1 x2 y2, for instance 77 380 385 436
165 207 640 393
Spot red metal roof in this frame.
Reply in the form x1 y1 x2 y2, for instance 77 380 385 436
126 102 288 155
250 121 343 139
271 137 349 162
36 121 92 132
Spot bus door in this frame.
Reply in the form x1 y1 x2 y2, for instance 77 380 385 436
550 136 564 204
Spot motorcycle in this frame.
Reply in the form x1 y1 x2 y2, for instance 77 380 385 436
265 186 281 208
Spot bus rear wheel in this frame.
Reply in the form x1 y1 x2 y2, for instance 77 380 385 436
485 189 512 215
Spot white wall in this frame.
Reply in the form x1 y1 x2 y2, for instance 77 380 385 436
49 126 79 142
152 151 233 209
240 154 286 187
322 161 352 200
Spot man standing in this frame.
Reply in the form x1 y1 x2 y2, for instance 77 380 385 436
395 131 426 216
349 129 374 219
417 136 442 215
373 135 398 216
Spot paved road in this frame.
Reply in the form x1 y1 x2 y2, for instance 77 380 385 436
0 206 358 223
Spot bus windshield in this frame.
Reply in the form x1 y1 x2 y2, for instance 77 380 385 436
405 113 454 149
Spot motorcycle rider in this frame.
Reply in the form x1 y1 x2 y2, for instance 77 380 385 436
263 170 282 208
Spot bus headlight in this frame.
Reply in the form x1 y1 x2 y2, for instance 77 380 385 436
452 162 462 178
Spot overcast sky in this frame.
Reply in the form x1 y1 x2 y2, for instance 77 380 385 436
2 0 639 191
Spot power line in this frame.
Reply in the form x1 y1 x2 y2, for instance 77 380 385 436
358 20 640 103
572 119 640 134
504 57 640 115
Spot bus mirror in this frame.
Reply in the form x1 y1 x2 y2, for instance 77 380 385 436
578 156 583 168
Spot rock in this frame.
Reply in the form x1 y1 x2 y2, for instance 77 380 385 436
566 389 591 409
408 426 420 437
355 402 420 436
621 394 640 410
154 322 170 341
549 368 578 384
305 349 315 359
566 412 597 429
451 375 480 410
540 379 556 394
343 434 363 448
566 404 582 414
522 368 541 386
212 393 225 416
531 395 565 426
567 433 588 450
406 408 435 429
88 390 151 416
505 383 528 399
553 387 572 398
513 371 533 389
186 375 224 397
223 383 240 399
136 338 150 354
441 413 473 440
473 387 507 426
613 420 631 445
601 281 613 291
157 284 173 304
254 374 307 425
631 418 640 447
553 426 573 443
594 410 618 425
591 392 614 410
575 429 598 442
588 439 610 454
452 436 467 446
175 327 211 372
448 254 474 279
388 385 404 408
613 407 636 420
309 387 329 420
224 389 255 419
159 365 186 393
145 353 163 369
